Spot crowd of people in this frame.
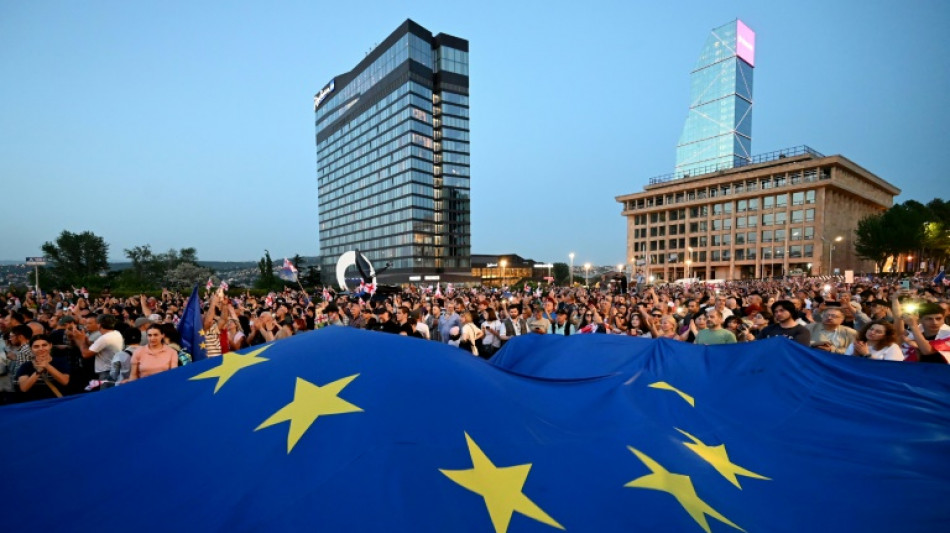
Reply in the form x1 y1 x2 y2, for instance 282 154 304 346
1 274 948 404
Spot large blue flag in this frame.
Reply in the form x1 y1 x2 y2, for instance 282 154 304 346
177 284 208 362
1 329 948 532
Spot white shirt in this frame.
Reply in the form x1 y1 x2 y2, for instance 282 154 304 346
845 342 904 361
89 330 123 373
415 322 431 340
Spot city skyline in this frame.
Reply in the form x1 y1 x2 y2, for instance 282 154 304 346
1 1 947 267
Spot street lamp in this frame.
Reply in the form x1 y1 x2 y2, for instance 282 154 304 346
584 263 591 287
820 235 843 276
830 235 842 276
569 252 575 286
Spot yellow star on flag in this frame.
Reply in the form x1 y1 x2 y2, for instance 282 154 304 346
439 432 564 533
255 374 362 453
189 345 271 393
625 446 743 533
648 381 695 407
676 429 770 489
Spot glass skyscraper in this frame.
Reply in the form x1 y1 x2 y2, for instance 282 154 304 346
675 19 755 178
314 20 470 283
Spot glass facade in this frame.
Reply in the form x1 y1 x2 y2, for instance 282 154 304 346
675 20 755 178
314 21 470 281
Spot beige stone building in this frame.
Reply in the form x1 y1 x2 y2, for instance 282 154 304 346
616 147 900 281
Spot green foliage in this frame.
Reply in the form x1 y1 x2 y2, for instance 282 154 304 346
164 262 214 290
300 265 321 289
40 230 110 288
854 213 892 273
255 250 279 290
552 262 569 285
116 245 204 290
855 199 950 272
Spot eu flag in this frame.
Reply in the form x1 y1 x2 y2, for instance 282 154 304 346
1 329 948 532
177 284 208 362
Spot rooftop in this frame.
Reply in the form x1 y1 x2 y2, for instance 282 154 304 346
649 145 824 185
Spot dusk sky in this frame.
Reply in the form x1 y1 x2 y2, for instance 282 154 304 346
2 1 946 267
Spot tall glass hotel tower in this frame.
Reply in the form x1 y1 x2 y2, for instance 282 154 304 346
674 19 755 178
314 20 470 282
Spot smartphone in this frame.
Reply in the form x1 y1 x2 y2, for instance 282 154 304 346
900 279 911 290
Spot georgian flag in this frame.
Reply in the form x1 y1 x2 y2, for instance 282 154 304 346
578 323 597 334
322 287 331 302
447 283 455 295
265 292 275 308
278 258 299 283
219 281 229 292
364 282 377 296
434 284 443 298
206 277 214 290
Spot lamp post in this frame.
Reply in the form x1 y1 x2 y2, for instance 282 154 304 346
584 263 591 287
569 252 575 286
820 236 843 276
500 259 507 287
830 235 842 276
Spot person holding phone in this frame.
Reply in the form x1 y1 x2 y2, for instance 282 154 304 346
806 307 856 354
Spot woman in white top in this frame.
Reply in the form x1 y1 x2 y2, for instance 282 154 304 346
845 321 903 361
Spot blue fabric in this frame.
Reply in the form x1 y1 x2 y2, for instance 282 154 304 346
177 285 208 362
1 328 949 532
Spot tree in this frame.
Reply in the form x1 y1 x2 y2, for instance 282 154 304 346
300 266 322 288
119 245 203 290
552 262 570 285
256 250 278 290
40 230 109 288
854 213 892 273
164 262 214 291
291 254 306 271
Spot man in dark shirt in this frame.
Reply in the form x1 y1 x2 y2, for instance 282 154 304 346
756 300 811 346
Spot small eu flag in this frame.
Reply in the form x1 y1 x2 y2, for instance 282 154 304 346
177 284 208 362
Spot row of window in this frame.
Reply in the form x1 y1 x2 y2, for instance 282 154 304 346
321 186 435 231
626 168 831 211
318 100 433 178
633 194 818 225
321 169 433 209
638 245 817 264
315 34 414 122
320 137 433 191
634 210 817 239
321 206 436 243
435 46 469 76
634 226 819 252
439 103 469 118
320 122 432 184
320 157 432 219
317 82 432 161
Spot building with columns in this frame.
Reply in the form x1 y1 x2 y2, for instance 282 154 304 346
616 146 900 281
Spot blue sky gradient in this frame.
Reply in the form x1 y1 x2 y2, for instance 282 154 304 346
1 1 946 266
